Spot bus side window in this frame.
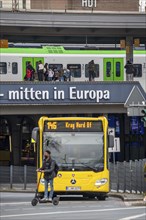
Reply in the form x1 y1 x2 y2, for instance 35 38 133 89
0 62 7 74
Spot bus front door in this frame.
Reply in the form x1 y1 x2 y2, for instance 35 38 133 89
103 58 124 81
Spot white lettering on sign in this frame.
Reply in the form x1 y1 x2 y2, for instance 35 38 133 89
82 0 96 8
8 86 110 103
69 87 110 103
53 87 65 100
9 87 49 100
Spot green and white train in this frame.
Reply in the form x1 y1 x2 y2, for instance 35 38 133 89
0 46 146 91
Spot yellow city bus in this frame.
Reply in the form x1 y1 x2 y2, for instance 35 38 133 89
32 116 114 200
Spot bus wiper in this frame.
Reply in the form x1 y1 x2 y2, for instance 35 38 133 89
81 163 98 172
76 160 98 172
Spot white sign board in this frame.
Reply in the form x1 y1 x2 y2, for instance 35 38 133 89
108 137 120 153
82 0 97 7
108 128 115 137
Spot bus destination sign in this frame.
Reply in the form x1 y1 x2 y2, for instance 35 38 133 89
44 120 103 132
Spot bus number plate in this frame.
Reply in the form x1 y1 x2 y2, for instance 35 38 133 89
66 186 81 191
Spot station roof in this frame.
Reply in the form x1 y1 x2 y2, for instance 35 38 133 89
0 11 146 44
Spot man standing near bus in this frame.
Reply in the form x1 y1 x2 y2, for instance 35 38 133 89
37 150 56 202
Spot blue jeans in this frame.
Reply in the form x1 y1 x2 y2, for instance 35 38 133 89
44 179 54 199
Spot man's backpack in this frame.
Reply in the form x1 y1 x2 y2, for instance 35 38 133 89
54 162 59 177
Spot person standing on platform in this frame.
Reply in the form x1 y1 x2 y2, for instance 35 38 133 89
88 60 95 81
37 60 44 81
124 60 135 81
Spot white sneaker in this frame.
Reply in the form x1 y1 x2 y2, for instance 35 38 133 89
41 198 48 201
48 198 52 202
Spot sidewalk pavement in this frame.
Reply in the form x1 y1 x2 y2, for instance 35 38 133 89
109 192 146 206
0 184 145 206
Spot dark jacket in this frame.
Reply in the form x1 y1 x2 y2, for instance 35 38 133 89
88 61 95 72
124 62 135 74
40 158 56 180
27 64 35 73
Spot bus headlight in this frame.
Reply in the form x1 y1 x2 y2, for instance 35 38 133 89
40 178 45 184
95 178 108 186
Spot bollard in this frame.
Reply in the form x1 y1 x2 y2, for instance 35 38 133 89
143 162 146 194
123 161 126 193
10 165 13 189
135 160 138 194
117 162 119 192
140 160 143 194
24 165 27 190
129 160 132 193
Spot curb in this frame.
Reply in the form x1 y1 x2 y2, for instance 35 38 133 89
0 189 35 193
0 189 145 206
108 192 146 206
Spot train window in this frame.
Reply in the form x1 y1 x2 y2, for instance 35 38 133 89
106 62 111 77
85 64 99 78
133 64 142 77
12 62 18 74
67 64 81 78
116 62 121 77
0 62 7 74
49 64 63 71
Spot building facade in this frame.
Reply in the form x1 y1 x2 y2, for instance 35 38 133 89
0 0 139 11
0 82 146 166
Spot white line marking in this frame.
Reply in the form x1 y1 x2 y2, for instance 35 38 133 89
1 206 145 218
4 209 20 212
0 94 4 96
0 202 30 206
119 213 146 220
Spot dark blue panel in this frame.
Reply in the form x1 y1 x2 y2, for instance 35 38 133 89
0 81 145 105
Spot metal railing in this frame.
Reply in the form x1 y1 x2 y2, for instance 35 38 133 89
109 159 146 194
0 165 36 190
0 159 145 193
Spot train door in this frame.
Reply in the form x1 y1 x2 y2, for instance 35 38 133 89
33 57 44 73
22 57 44 80
103 58 124 81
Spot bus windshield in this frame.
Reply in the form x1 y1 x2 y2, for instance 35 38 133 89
43 132 104 172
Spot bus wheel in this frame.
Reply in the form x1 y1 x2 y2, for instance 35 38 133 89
97 196 106 201
88 194 95 199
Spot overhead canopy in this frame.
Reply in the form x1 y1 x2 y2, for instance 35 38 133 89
0 11 145 43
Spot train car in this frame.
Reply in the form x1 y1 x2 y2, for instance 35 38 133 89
0 46 146 91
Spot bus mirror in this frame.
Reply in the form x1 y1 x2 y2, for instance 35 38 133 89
31 127 39 143
108 135 114 148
